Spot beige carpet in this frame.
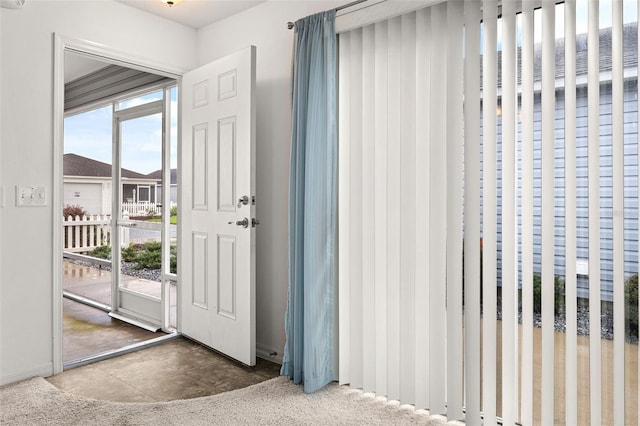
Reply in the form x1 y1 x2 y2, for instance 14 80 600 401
0 376 445 425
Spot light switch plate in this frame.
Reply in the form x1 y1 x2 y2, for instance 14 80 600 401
16 185 47 207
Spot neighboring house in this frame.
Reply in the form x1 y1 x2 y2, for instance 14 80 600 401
146 168 177 205
487 23 639 302
63 153 159 215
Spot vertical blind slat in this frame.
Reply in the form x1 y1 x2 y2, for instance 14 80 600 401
338 31 351 386
399 12 417 405
612 0 625 423
446 0 465 420
541 1 556 424
373 20 389 398
588 0 602 423
611 0 625 424
501 1 518 424
521 2 535 425
361 23 376 394
612 1 625 423
386 15 402 402
348 28 364 391
429 2 448 415
414 6 430 410
463 0 482 423
482 1 499 424
564 1 579 425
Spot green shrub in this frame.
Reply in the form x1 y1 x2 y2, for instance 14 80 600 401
532 273 565 314
121 245 138 262
144 241 162 252
170 245 177 274
89 245 111 260
134 248 162 270
170 205 178 217
626 274 639 336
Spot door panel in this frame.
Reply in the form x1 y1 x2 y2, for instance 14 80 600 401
180 46 256 366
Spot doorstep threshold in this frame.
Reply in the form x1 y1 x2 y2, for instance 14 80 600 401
63 332 181 371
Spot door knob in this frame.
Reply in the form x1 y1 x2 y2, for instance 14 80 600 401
228 218 249 228
237 195 249 208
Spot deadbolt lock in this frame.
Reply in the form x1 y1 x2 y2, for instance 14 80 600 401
237 195 249 208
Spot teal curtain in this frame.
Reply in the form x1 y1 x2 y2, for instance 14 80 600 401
281 10 337 394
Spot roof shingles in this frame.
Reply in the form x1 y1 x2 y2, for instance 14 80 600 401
63 153 149 179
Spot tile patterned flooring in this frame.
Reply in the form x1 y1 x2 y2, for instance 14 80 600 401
49 337 281 402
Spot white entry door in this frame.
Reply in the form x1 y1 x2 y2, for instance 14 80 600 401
180 46 257 366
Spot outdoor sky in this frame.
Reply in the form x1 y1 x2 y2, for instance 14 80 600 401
64 87 178 175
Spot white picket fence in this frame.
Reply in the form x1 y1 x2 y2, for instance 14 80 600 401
121 201 177 216
63 214 111 253
121 202 160 216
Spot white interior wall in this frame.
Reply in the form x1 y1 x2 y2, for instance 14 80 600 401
196 0 346 361
0 0 351 386
0 1 196 385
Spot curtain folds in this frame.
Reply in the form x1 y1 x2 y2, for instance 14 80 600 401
281 10 337 394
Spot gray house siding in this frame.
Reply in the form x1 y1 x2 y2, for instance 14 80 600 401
480 23 638 303
483 80 638 303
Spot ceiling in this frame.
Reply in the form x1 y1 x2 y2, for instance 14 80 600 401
65 52 109 83
65 0 269 83
114 0 268 30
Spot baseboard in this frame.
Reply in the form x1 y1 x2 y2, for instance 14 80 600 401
0 362 53 386
256 342 283 365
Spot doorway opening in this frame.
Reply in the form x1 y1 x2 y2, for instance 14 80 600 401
61 50 179 367
54 35 258 376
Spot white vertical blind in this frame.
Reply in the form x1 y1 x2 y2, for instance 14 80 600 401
429 2 448 415
338 1 633 424
520 2 535 425
587 0 602 423
564 1 579 425
348 28 364 391
541 1 557 424
501 1 518 425
482 2 499 424
399 12 416 406
463 0 481 424
361 23 376 394
611 1 625 424
414 6 430 411
386 15 402 402
446 0 464 420
373 19 389 399
338 28 351 387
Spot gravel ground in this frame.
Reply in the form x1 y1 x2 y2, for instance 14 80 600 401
66 257 637 344
497 304 638 344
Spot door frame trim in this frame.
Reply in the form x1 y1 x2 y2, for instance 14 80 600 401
53 33 186 374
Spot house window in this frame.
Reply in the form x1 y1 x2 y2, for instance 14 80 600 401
137 186 151 203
